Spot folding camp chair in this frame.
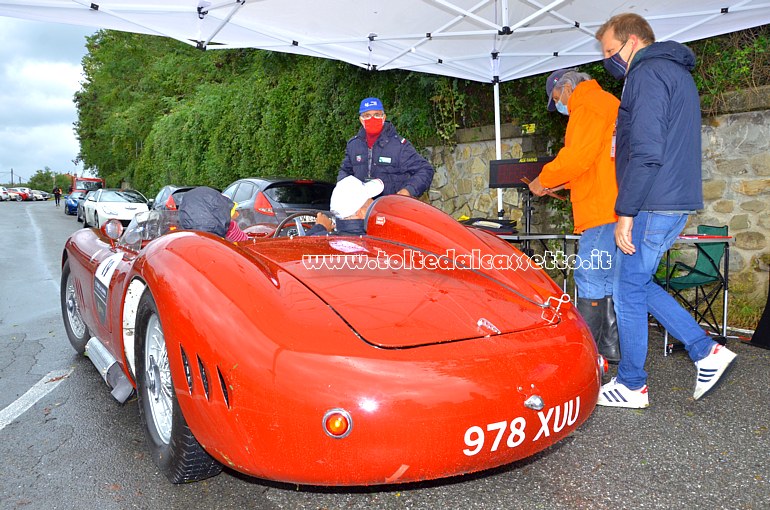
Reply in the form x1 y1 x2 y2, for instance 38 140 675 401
655 225 729 337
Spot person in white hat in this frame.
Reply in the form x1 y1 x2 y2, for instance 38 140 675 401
308 176 385 236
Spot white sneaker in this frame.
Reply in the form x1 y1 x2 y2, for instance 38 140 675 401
597 377 650 408
693 344 736 400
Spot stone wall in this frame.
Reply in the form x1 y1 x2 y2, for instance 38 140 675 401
698 108 770 300
423 86 770 314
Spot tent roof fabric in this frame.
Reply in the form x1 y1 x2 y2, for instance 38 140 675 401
2 0 770 83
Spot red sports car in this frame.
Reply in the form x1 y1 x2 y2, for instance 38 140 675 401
8 187 30 201
60 195 602 486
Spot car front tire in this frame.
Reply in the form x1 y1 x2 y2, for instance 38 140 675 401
135 290 222 484
60 260 90 354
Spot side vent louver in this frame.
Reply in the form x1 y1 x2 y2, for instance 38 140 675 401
198 355 210 400
180 346 193 394
217 367 230 408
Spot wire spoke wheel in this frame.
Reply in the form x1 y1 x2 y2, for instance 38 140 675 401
135 290 221 483
60 260 90 354
145 314 173 444
64 274 87 340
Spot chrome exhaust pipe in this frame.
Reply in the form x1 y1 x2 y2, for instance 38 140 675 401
85 337 134 403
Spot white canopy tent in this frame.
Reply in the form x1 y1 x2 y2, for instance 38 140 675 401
3 0 769 214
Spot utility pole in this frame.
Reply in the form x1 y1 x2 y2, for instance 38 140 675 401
10 168 13 186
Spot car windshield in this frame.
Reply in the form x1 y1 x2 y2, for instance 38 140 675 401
100 190 146 203
118 199 326 249
69 191 86 200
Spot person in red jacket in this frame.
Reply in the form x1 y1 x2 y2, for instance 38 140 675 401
528 69 620 363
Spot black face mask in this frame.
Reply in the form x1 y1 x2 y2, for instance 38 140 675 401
603 40 629 81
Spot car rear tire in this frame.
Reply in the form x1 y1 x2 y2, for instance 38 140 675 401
135 290 222 483
61 260 90 354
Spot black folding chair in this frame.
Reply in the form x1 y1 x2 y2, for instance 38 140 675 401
654 225 728 335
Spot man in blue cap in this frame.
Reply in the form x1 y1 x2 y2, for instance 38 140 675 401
338 97 434 197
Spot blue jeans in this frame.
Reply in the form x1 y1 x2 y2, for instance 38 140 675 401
614 212 716 389
574 222 616 299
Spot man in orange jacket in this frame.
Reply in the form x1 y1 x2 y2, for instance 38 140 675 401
528 69 620 362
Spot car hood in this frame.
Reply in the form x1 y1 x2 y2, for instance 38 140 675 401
247 237 560 348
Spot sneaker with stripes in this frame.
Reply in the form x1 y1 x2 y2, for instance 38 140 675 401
693 343 736 400
597 377 650 408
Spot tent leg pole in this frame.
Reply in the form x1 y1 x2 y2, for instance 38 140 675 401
494 81 503 219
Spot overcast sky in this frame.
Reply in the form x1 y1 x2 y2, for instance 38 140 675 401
0 17 95 185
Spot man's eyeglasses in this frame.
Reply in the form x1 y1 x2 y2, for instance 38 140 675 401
360 112 385 120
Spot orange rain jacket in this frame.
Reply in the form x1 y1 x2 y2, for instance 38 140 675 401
538 79 619 233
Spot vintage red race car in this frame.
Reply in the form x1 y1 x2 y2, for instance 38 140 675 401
60 194 602 486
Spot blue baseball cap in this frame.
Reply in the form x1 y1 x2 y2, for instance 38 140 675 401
546 69 569 112
359 97 384 114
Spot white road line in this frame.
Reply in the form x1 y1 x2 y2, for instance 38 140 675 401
0 368 74 431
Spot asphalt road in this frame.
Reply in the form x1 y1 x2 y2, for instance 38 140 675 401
1 200 769 510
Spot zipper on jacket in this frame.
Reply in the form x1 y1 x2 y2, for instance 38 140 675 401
367 147 373 179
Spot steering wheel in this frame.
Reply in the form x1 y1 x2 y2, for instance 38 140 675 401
272 210 327 238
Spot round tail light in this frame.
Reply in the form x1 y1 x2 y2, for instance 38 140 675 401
323 408 352 439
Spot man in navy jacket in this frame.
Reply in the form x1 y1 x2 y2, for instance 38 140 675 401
595 13 736 409
338 97 434 197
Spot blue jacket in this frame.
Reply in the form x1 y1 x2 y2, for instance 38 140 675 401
615 41 703 217
338 122 435 197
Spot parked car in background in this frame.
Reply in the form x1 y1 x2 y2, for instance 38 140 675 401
77 191 94 222
222 177 334 227
31 190 49 201
150 185 198 210
8 188 30 201
65 191 86 215
0 187 9 201
82 189 149 228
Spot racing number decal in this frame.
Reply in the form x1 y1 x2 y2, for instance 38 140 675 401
94 253 123 324
462 397 580 456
